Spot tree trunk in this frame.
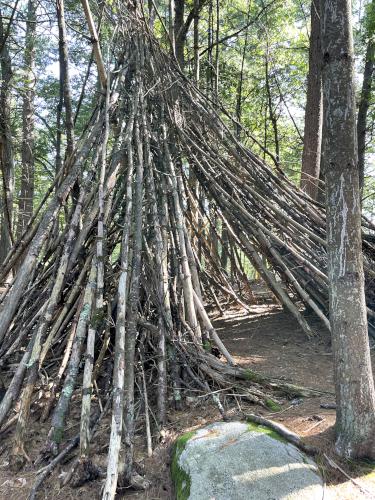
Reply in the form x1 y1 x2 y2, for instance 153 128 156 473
300 0 323 200
321 0 375 459
174 0 185 68
235 0 250 139
264 43 280 165
357 35 374 195
0 10 14 267
193 0 199 81
18 0 36 238
169 0 175 57
57 0 74 161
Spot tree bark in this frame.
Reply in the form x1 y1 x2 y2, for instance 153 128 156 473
57 0 75 160
18 0 36 238
0 9 15 266
80 0 107 89
357 35 374 195
300 0 323 200
174 0 185 68
193 0 200 81
321 0 375 459
264 42 280 165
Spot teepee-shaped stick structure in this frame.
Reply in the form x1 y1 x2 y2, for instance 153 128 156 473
0 4 374 498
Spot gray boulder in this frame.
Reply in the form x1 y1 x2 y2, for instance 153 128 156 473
171 421 327 500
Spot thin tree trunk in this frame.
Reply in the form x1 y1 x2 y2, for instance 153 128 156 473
169 0 176 57
174 0 185 68
321 0 375 459
193 0 200 81
18 0 36 238
300 0 323 200
214 0 219 100
265 46 280 165
235 0 250 138
357 34 374 195
0 10 15 266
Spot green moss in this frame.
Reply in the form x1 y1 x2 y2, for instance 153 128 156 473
52 426 64 444
243 369 263 383
247 421 287 443
203 340 212 352
265 398 282 412
171 431 195 500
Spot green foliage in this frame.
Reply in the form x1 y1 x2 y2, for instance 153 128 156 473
2 0 375 251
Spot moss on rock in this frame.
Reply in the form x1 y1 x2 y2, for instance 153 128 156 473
247 421 287 443
171 431 195 500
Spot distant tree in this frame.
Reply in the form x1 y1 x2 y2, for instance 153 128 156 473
17 0 37 238
0 7 15 267
300 0 322 200
321 0 375 458
357 0 374 195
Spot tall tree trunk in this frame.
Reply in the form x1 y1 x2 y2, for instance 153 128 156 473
207 0 213 95
357 35 374 195
265 40 280 165
300 0 323 200
321 0 375 459
169 0 176 57
235 0 251 140
18 0 36 238
174 0 185 68
57 0 74 161
193 0 200 81
0 10 14 267
213 0 219 100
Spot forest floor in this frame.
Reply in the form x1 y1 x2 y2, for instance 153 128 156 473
1 304 375 499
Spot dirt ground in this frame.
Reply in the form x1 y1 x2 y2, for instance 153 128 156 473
1 304 375 499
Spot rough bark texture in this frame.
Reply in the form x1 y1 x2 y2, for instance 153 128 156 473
300 0 323 200
174 0 185 67
321 0 375 459
357 36 374 195
17 0 36 238
0 10 14 267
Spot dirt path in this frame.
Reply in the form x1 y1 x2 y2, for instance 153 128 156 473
214 305 375 500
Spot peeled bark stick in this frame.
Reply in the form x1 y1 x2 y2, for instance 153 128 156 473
41 296 83 422
0 328 38 428
245 413 319 455
80 78 111 462
255 228 330 330
103 138 134 500
123 100 144 485
142 107 170 425
192 289 235 365
80 0 107 89
164 125 201 340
